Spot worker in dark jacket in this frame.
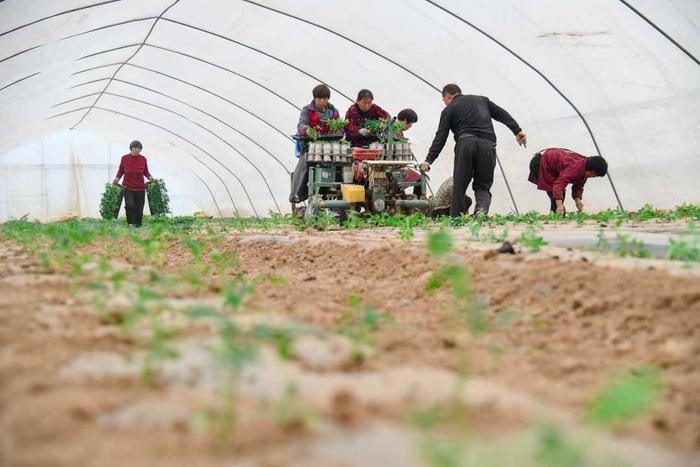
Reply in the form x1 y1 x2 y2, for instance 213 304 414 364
528 148 608 215
420 84 527 217
344 89 390 147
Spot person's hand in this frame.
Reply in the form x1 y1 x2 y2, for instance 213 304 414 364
516 131 527 148
419 161 431 172
112 178 119 185
358 128 371 137
555 199 565 216
574 198 584 212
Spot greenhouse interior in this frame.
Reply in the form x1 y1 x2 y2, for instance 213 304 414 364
1 1 699 466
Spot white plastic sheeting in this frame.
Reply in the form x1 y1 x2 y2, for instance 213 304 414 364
1 0 699 219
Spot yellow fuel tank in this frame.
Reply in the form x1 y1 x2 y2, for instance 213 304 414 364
341 184 365 203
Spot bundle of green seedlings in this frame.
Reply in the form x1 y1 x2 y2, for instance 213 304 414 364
147 178 171 216
99 183 123 220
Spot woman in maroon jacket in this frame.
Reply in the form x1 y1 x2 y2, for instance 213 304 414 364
528 148 607 215
112 140 154 227
345 89 390 147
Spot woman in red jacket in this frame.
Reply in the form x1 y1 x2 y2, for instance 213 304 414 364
528 148 607 215
345 89 390 147
112 140 154 227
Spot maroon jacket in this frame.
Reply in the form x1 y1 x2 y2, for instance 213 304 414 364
529 148 586 200
345 103 390 147
116 154 151 191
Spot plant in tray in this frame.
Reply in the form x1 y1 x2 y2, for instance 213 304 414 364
327 117 348 134
363 119 383 134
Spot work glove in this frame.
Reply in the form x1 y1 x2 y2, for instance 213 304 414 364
358 128 371 137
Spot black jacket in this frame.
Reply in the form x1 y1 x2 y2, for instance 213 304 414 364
426 95 521 164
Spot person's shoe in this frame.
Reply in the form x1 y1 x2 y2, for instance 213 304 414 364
289 195 300 203
473 207 488 218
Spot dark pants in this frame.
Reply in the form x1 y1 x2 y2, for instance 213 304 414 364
289 156 309 203
451 135 496 217
123 188 145 227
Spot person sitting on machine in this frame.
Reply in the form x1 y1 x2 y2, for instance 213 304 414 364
290 84 342 203
394 109 423 197
528 147 608 215
345 89 390 148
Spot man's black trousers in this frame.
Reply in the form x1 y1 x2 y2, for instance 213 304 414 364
123 188 145 227
451 135 497 217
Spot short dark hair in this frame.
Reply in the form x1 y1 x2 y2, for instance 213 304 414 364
357 89 374 101
585 156 608 176
129 140 142 150
397 108 418 123
442 84 462 96
312 84 331 99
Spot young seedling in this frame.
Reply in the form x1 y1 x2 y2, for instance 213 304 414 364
667 221 700 264
614 234 650 258
587 368 663 428
518 225 548 252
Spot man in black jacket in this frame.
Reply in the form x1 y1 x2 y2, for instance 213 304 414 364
420 84 527 217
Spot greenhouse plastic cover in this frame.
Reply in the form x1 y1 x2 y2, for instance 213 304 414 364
1 0 699 219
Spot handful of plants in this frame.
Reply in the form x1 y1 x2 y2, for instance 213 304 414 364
363 119 383 134
147 178 171 216
306 127 319 140
327 117 348 133
99 182 123 220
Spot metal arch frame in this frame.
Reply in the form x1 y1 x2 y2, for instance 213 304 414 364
424 0 624 211
47 105 241 216
0 0 123 37
618 0 699 67
189 170 223 218
160 18 355 104
68 57 294 142
0 71 40 92
69 0 181 129
63 77 292 174
53 89 282 214
1 18 158 64
241 0 442 93
74 43 301 110
78 43 141 61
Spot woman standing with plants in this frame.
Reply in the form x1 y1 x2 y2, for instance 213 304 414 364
344 89 390 148
113 140 154 227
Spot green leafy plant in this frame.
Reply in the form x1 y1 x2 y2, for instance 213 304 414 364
327 117 348 133
587 368 663 427
667 221 699 263
518 226 547 252
338 293 394 361
99 182 123 220
363 119 383 133
305 127 319 140
614 234 650 258
535 424 585 467
397 218 415 241
147 179 171 216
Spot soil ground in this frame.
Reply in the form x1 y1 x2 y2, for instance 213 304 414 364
1 222 699 466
